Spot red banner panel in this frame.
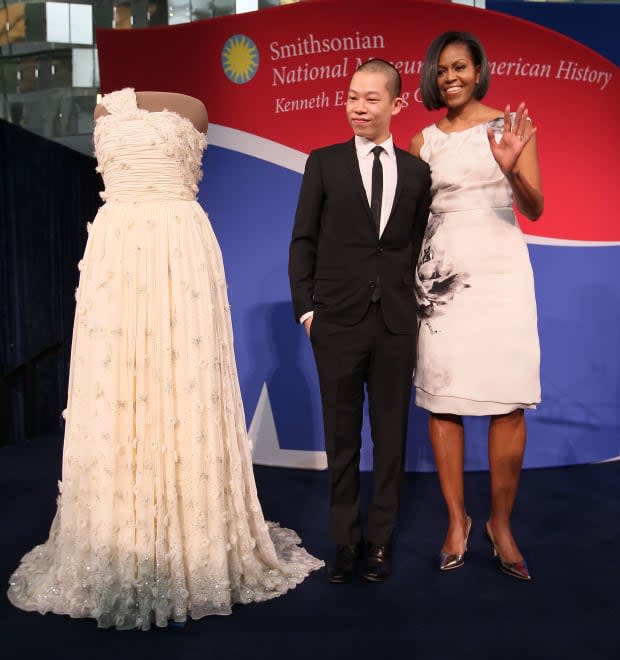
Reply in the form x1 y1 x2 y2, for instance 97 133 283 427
97 0 619 242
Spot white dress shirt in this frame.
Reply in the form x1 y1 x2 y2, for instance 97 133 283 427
300 135 398 325
355 134 398 238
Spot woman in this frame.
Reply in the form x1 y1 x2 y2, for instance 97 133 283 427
410 32 543 580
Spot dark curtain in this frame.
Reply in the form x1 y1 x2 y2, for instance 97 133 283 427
0 119 102 445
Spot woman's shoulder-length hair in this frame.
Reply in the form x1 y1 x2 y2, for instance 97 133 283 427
420 31 491 110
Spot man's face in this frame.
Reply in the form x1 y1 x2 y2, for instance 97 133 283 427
346 70 402 144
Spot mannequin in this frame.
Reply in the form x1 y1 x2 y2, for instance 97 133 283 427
94 90 208 133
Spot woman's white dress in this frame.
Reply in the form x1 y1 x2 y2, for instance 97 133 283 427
8 88 323 629
414 118 541 415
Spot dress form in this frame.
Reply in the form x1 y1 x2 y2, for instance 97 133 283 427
94 91 208 133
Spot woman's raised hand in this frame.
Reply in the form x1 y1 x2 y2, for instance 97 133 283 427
487 102 537 176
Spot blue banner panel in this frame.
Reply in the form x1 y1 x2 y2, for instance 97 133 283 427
202 146 620 471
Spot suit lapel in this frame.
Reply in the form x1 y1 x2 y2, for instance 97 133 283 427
384 147 405 233
345 139 375 228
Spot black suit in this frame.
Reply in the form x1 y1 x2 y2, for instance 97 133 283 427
289 138 431 546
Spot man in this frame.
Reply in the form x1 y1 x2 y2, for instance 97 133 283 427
288 59 431 583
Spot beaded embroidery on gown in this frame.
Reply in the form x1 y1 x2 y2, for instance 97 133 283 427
8 88 323 629
414 117 541 415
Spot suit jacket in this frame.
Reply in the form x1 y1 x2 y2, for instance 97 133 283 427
288 138 431 335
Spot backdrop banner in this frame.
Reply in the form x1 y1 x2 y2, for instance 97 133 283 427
97 0 620 470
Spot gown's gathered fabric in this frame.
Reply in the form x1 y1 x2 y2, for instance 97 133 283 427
8 88 323 629
414 118 541 415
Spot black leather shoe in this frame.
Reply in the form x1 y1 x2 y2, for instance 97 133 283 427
362 543 392 582
327 543 362 583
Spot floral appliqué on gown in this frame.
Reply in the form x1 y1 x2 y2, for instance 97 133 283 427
8 88 323 630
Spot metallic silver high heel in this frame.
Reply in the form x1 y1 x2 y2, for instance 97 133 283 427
439 515 472 571
485 522 531 581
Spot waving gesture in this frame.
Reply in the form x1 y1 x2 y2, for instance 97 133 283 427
487 102 537 176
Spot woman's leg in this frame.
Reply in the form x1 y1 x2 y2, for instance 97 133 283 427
429 413 469 553
487 408 527 562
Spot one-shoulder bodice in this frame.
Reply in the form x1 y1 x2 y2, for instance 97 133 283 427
94 88 207 203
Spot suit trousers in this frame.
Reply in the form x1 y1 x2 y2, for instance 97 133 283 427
310 301 415 546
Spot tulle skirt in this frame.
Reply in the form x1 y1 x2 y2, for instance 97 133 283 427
8 200 323 629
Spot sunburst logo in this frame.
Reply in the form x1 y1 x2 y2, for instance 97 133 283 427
222 34 259 85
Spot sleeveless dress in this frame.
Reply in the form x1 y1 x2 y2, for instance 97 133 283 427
414 118 541 415
8 88 323 629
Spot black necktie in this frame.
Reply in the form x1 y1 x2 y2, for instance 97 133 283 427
371 145 383 236
370 146 383 302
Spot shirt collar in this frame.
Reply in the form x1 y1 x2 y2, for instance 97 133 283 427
355 134 395 158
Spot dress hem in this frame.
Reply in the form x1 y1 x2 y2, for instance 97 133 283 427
415 388 539 416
